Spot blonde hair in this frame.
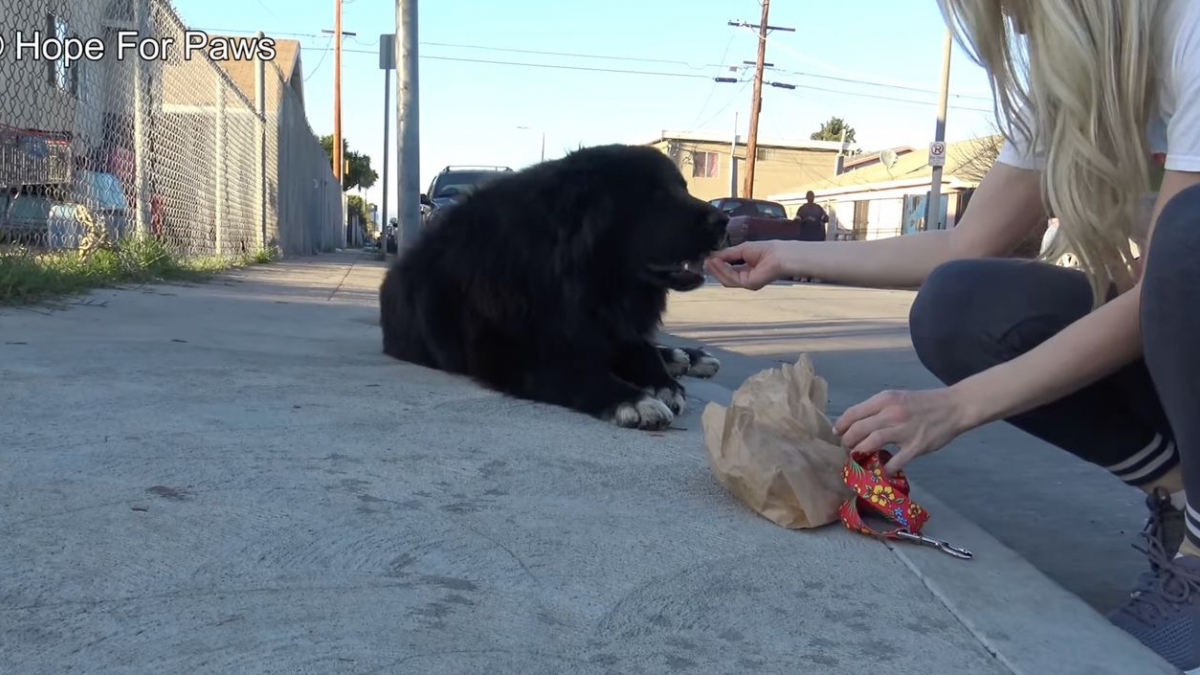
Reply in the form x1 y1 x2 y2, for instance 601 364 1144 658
938 0 1161 306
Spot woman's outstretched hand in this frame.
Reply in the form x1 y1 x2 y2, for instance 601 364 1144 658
833 387 974 475
704 241 797 290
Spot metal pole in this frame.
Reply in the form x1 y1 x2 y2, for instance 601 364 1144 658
255 30 267 250
540 132 545 162
379 33 395 258
729 111 738 198
132 0 149 237
396 0 421 251
925 28 952 230
215 76 225 255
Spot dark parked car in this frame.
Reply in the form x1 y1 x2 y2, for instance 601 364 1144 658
421 165 513 226
709 197 788 219
708 197 802 248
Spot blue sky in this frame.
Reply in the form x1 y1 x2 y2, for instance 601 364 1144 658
173 0 999 224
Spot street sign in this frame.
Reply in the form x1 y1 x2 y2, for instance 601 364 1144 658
928 141 946 167
379 33 395 70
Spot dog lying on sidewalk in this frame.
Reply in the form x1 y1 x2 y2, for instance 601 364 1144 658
379 144 724 430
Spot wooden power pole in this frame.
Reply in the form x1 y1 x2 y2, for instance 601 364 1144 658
742 0 770 199
332 0 343 184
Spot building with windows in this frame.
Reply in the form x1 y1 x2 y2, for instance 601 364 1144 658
640 130 851 203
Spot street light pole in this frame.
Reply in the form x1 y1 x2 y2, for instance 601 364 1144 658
378 33 395 259
517 126 545 162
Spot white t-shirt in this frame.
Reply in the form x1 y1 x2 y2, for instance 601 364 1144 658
997 0 1200 174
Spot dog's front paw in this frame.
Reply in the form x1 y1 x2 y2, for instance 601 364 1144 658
686 350 720 379
660 347 691 378
606 394 674 430
646 383 686 415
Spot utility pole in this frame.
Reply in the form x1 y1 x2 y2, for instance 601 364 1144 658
332 0 342 185
322 22 357 187
743 0 770 199
724 110 734 196
925 28 953 230
728 8 793 199
396 0 421 252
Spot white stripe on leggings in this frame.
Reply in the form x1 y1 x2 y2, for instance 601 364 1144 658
1106 433 1166 474
1120 441 1177 483
1187 505 1200 543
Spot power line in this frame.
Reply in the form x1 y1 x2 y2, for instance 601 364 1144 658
302 34 334 83
779 83 991 114
194 26 995 101
695 78 753 129
312 47 715 78
692 32 741 126
775 67 990 102
295 40 998 112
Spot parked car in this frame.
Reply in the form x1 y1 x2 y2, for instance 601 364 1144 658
709 197 788 219
421 165 513 226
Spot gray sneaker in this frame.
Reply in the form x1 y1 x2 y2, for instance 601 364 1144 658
1108 531 1200 673
1145 487 1187 559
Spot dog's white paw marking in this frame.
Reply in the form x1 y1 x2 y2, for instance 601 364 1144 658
687 354 720 379
653 386 687 414
663 348 690 377
609 394 674 430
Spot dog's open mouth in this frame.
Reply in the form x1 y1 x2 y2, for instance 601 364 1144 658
645 258 707 291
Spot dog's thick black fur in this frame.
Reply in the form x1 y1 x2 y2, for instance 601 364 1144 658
379 144 727 429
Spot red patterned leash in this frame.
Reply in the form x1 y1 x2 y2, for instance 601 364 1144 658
839 450 973 560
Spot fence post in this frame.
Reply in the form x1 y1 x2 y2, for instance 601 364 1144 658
255 31 267 251
214 78 225 255
132 0 151 237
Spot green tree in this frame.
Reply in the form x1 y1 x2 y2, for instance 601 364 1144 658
319 135 379 192
811 117 857 144
345 194 375 232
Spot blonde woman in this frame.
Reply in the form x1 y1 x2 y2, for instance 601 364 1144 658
705 0 1200 669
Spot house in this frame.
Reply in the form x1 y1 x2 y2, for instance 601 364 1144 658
640 130 852 202
770 135 1003 241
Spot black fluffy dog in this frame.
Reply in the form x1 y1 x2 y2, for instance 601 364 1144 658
379 144 727 430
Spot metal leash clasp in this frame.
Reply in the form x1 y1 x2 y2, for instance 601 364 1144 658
895 529 973 560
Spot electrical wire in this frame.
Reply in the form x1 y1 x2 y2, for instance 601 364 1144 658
302 34 334 83
730 22 994 101
694 78 753 129
195 26 993 101
780 83 992 114
692 31 741 126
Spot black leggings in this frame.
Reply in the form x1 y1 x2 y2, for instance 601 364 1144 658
909 182 1200 546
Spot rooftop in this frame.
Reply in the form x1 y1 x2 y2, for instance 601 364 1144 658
640 130 853 153
771 134 1003 200
209 37 304 105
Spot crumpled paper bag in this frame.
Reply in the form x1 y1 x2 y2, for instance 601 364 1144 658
702 354 853 529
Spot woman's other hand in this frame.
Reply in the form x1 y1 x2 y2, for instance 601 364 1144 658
833 387 974 475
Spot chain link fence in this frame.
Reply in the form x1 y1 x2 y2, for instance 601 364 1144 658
0 0 344 269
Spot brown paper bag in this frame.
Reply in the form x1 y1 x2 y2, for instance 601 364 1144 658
702 354 853 529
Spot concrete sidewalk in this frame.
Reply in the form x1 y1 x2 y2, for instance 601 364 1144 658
0 251 1176 674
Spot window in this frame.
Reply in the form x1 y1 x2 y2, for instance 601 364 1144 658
47 14 78 96
691 151 718 178
756 147 775 161
756 202 786 218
